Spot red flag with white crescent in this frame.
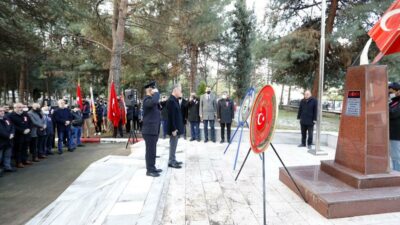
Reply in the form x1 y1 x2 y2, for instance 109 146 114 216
368 0 400 55
76 84 83 110
108 82 120 127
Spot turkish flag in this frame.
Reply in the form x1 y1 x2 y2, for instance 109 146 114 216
108 82 120 127
368 0 400 55
76 84 83 110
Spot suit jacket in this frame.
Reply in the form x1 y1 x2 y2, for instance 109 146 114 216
217 98 235 124
53 108 73 131
297 97 318 126
179 98 188 125
188 98 200 122
28 110 46 137
8 112 31 141
199 93 217 120
142 93 161 136
0 118 14 148
166 95 184 135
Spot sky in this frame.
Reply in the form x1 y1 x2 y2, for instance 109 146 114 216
247 0 269 22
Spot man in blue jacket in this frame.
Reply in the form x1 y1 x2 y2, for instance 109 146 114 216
142 81 162 177
297 90 318 149
0 106 15 175
53 99 74 154
166 84 184 169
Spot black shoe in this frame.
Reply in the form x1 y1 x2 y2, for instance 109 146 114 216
168 163 182 169
189 138 195 141
4 168 16 172
204 140 208 143
58 151 63 155
68 149 75 152
197 139 201 142
156 156 161 158
175 161 183 165
146 171 160 177
307 145 312 150
298 144 306 147
154 169 163 173
78 144 84 147
220 140 224 144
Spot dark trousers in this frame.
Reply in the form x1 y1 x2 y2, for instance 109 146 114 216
30 137 38 159
203 120 215 142
126 119 132 133
133 117 139 131
113 120 123 138
190 121 200 140
143 134 158 172
220 123 231 142
95 118 103 133
45 134 54 154
301 124 314 145
14 135 28 164
58 129 72 152
161 119 168 138
169 135 179 164
37 135 46 157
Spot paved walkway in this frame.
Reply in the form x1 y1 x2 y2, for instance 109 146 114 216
0 143 130 225
160 140 400 225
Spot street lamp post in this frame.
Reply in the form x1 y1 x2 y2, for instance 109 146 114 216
310 0 328 155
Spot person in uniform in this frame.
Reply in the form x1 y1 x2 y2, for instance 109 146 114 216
142 81 163 177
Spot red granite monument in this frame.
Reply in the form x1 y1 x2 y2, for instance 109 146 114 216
279 1 400 218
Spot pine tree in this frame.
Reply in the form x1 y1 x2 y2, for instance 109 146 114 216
231 0 255 100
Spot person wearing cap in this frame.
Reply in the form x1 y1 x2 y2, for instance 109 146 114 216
166 84 184 169
389 82 400 171
142 81 163 177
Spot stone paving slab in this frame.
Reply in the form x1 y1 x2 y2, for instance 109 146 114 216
159 139 400 225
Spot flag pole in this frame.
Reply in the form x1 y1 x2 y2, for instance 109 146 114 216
310 0 328 155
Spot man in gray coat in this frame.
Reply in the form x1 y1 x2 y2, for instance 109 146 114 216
28 103 47 161
199 87 217 143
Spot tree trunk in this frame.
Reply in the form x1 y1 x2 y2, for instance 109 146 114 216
12 90 16 103
287 86 292 105
108 0 128 96
18 62 27 103
280 84 285 106
312 0 338 97
189 43 199 93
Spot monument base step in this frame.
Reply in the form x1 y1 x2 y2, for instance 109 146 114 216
279 165 400 218
321 160 400 189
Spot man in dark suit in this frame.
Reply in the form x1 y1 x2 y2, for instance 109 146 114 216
142 81 162 177
8 103 32 168
0 106 15 175
188 93 201 141
297 90 318 149
166 84 184 169
217 93 235 143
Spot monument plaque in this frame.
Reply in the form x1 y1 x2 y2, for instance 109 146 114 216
345 91 361 117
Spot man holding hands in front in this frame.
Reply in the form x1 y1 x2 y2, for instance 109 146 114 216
166 84 184 169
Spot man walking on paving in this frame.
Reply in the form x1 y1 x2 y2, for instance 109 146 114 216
142 81 163 177
200 87 217 143
297 90 318 149
166 84 184 169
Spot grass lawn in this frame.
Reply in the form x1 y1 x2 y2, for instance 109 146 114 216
276 109 340 132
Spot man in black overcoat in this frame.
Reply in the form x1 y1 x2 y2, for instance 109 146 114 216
297 90 318 149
